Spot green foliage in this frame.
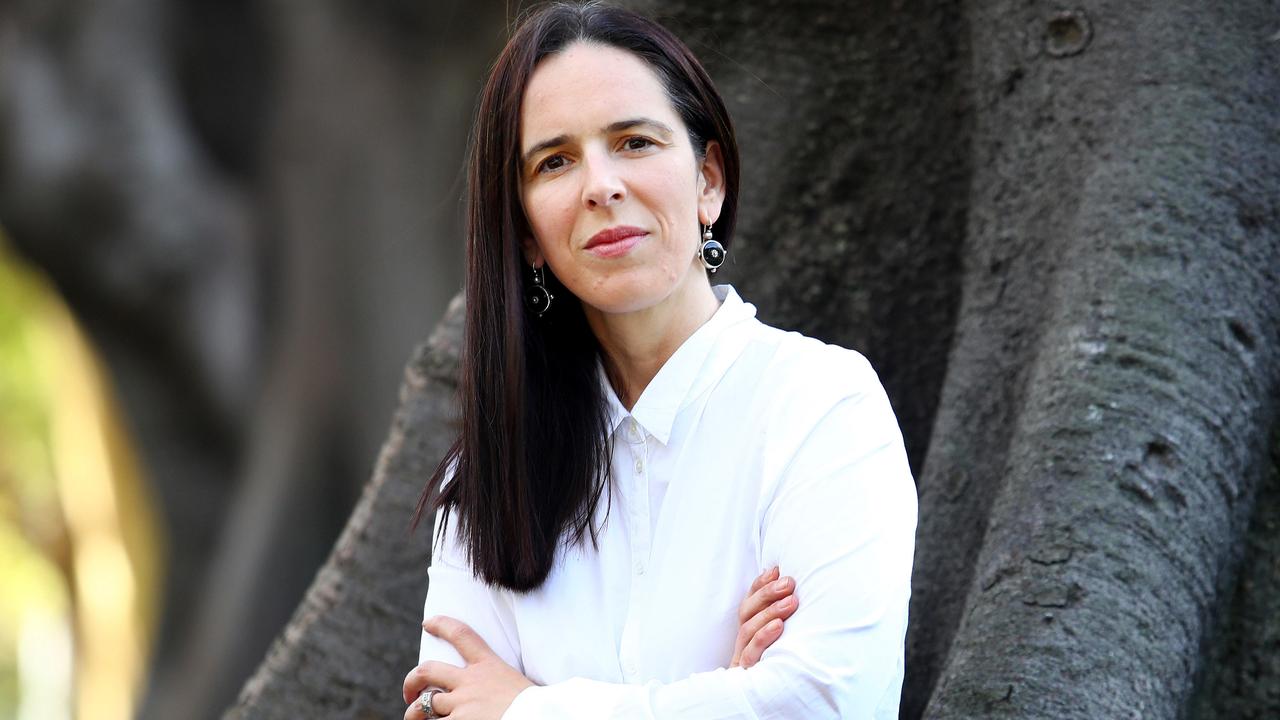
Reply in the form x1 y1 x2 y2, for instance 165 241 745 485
0 233 72 718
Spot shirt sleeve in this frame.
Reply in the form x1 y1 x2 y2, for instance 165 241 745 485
502 369 919 719
419 506 523 672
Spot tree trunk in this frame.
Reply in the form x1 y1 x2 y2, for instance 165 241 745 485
912 1 1280 715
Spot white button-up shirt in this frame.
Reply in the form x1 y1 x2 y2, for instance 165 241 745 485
420 285 917 719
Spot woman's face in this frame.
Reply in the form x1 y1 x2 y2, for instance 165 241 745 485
518 41 724 316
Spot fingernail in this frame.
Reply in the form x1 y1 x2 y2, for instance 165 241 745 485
772 578 789 592
768 619 783 632
774 596 794 610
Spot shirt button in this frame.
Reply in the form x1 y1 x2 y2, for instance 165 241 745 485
634 458 644 474
634 561 645 575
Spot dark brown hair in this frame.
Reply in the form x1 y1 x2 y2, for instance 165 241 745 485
415 0 740 591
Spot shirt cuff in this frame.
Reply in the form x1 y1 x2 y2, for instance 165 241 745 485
501 678 642 720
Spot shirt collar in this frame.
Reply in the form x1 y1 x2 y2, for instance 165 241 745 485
598 285 757 445
600 365 629 438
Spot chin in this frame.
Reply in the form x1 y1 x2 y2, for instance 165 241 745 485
575 275 671 316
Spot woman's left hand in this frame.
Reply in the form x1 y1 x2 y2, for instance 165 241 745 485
403 616 534 720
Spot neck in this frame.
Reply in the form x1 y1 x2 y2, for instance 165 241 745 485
586 272 720 410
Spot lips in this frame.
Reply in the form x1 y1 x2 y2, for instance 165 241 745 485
585 225 647 258
586 225 647 249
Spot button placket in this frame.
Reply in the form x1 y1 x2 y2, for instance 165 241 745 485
632 430 650 575
619 416 650 681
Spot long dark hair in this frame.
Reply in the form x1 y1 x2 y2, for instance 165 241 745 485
415 1 740 592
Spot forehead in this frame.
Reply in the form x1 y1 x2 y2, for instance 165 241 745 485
521 41 680 143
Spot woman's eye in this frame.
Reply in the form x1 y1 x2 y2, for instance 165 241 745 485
623 136 654 151
537 155 567 174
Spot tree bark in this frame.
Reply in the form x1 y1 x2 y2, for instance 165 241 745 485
1187 430 1280 718
913 2 1280 716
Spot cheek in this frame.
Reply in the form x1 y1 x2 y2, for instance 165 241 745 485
523 185 576 245
661 259 678 283
637 163 699 235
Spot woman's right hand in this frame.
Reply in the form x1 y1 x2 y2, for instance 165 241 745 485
730 566 797 668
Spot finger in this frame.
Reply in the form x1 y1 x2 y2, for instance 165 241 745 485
424 615 495 665
738 575 794 624
736 592 797 656
740 619 784 668
732 588 797 667
738 570 779 622
404 688 452 720
746 566 779 596
402 661 464 702
430 689 454 717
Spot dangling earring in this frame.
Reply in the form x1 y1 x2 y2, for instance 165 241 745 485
698 223 725 273
524 263 554 317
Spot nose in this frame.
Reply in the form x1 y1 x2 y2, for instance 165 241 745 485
581 150 625 209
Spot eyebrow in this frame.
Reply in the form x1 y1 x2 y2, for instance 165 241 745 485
521 117 676 168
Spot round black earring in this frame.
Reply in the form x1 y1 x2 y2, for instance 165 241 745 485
698 223 725 273
525 264 554 317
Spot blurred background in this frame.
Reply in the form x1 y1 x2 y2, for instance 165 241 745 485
0 0 517 717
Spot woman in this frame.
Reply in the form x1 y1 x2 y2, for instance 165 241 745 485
403 2 917 718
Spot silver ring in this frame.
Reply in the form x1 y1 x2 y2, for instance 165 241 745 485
418 688 442 718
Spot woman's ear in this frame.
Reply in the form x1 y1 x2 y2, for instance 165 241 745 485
697 140 726 226
520 236 544 267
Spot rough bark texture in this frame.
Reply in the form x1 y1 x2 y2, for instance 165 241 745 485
914 1 1280 716
1188 429 1280 718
